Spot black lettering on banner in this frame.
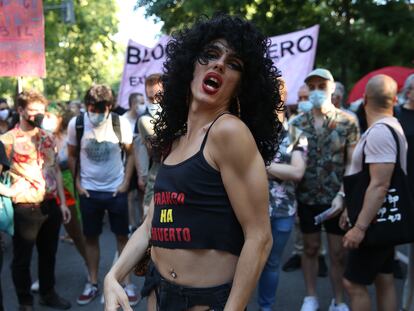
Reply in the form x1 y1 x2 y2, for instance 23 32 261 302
267 42 279 61
152 44 164 60
297 35 313 53
142 49 151 63
281 40 294 57
127 46 140 64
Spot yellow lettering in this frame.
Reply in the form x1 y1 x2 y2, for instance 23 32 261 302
167 209 173 223
160 209 167 223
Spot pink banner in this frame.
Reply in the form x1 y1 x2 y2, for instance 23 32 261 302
0 0 46 77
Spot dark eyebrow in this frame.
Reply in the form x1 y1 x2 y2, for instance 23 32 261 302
204 43 243 61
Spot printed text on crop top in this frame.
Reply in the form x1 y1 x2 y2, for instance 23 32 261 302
150 113 244 256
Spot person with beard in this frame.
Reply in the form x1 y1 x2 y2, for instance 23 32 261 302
0 90 71 311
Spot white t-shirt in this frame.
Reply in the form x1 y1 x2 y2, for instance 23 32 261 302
348 117 407 175
67 113 133 192
124 111 138 137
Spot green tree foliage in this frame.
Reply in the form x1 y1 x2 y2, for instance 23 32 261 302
44 0 121 100
0 0 121 102
136 0 414 91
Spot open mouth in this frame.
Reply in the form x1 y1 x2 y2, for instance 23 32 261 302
202 72 223 95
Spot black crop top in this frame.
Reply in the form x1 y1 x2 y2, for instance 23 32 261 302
150 113 244 256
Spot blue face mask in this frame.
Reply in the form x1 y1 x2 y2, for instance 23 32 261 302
147 102 161 118
88 112 107 127
309 90 329 109
298 100 313 113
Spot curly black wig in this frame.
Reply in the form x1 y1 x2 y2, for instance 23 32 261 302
153 13 284 165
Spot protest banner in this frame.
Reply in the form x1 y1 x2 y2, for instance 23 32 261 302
0 0 46 77
117 25 319 108
268 25 319 105
117 35 169 108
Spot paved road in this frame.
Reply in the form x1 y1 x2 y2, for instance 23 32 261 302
2 222 410 311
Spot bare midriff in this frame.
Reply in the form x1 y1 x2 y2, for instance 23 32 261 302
152 247 238 287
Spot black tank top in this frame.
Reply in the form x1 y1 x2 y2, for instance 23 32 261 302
150 113 244 256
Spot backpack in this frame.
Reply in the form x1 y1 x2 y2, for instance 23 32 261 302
75 112 122 148
73 113 124 191
0 171 14 236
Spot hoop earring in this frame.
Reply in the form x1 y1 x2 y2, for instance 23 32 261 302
236 97 241 117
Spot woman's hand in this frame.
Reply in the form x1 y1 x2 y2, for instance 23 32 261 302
104 273 133 311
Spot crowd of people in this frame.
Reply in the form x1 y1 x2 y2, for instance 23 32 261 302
0 14 413 311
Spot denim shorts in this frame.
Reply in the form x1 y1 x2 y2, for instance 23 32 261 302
79 190 128 236
142 262 232 311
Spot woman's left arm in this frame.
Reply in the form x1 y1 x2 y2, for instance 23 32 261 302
209 117 272 311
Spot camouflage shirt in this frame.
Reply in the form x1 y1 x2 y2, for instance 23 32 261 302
290 106 359 205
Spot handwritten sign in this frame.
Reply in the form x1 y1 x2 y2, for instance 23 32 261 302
0 0 46 77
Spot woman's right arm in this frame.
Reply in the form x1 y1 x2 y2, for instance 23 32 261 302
104 199 154 311
266 150 306 182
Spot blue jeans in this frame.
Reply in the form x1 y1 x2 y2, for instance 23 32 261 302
258 216 295 311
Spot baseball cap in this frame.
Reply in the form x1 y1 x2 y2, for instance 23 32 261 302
305 68 334 83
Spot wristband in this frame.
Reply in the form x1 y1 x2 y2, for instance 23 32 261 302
355 223 368 232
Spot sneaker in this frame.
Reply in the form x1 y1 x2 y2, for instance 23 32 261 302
39 290 71 310
77 282 98 305
31 280 39 293
282 254 301 272
124 283 139 306
318 255 328 278
300 296 319 311
328 299 350 311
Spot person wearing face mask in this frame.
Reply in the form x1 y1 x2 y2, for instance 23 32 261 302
290 69 360 311
67 85 138 306
296 85 313 114
0 90 72 311
284 84 329 278
124 92 147 231
137 74 164 216
0 98 11 134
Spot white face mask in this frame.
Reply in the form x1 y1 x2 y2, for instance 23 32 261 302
136 104 146 116
88 112 108 127
147 103 161 118
297 100 313 113
309 90 329 109
41 118 58 133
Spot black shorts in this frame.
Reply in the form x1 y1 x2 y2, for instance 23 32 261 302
79 190 128 237
297 202 345 235
142 261 232 311
344 245 394 285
